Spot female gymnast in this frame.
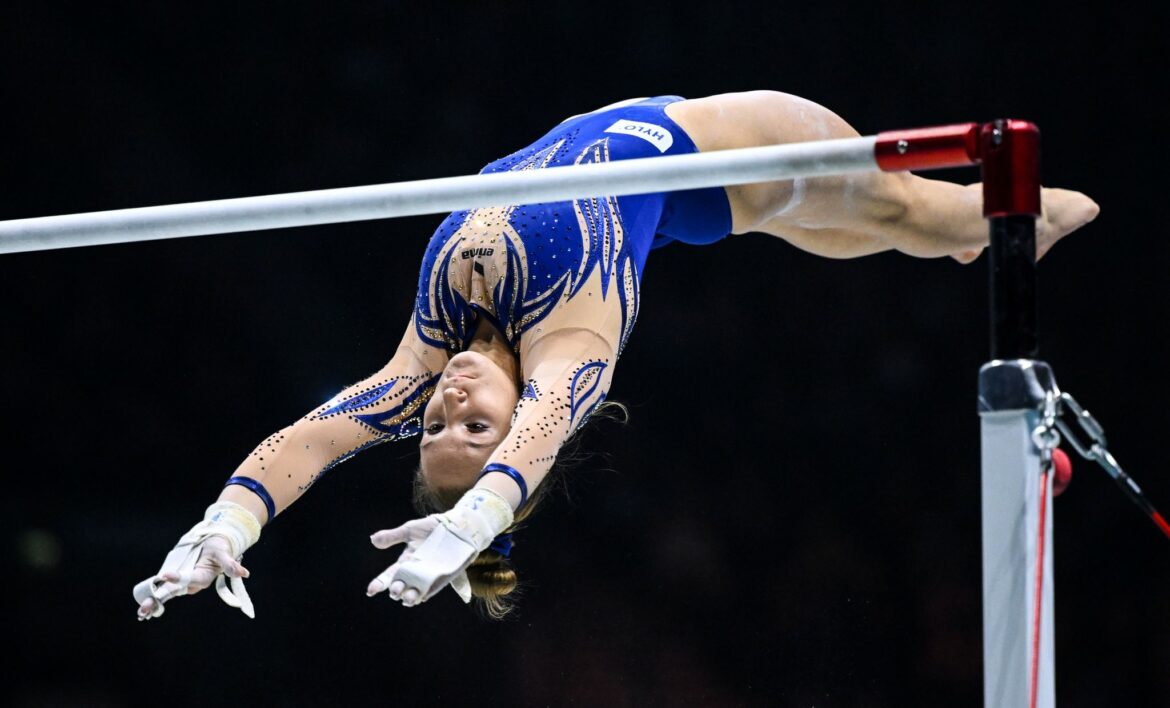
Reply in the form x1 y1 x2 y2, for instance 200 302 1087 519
133 90 1100 619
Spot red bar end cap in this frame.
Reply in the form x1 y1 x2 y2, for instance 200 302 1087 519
981 120 1042 217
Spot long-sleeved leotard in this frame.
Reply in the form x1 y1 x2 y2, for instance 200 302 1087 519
227 96 731 517
412 95 731 497
226 321 446 519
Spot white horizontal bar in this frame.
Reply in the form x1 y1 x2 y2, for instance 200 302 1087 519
0 136 878 255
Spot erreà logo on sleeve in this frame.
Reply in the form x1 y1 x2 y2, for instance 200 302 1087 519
604 120 674 153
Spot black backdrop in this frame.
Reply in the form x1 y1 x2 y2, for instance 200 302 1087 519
4 2 1167 706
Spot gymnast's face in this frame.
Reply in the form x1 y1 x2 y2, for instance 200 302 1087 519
419 351 520 497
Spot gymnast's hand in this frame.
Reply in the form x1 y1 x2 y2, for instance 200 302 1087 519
135 535 248 619
366 487 514 607
133 501 261 620
367 515 474 606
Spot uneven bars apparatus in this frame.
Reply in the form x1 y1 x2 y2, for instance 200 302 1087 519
0 122 1053 706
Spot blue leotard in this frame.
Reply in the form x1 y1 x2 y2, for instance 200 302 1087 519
413 96 731 354
275 98 736 492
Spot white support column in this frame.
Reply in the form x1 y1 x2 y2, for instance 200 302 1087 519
979 359 1057 708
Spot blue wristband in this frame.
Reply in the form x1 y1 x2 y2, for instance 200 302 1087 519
224 476 277 522
477 463 528 511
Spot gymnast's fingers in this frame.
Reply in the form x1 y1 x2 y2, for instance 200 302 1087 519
370 526 413 549
137 597 159 620
207 544 250 580
367 563 402 596
400 586 422 607
136 576 189 620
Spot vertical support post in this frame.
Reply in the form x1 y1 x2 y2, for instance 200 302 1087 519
979 363 1057 708
983 119 1042 361
988 215 1039 360
977 120 1053 707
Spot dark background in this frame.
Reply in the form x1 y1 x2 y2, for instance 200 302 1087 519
3 2 1166 706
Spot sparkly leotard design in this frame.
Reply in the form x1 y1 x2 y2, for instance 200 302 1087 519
413 95 730 356
228 97 730 501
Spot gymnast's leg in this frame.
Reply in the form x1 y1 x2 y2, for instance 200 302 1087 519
665 90 1099 261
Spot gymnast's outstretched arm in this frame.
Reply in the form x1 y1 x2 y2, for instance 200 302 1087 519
217 321 447 522
473 327 619 508
133 319 448 620
666 90 1100 262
